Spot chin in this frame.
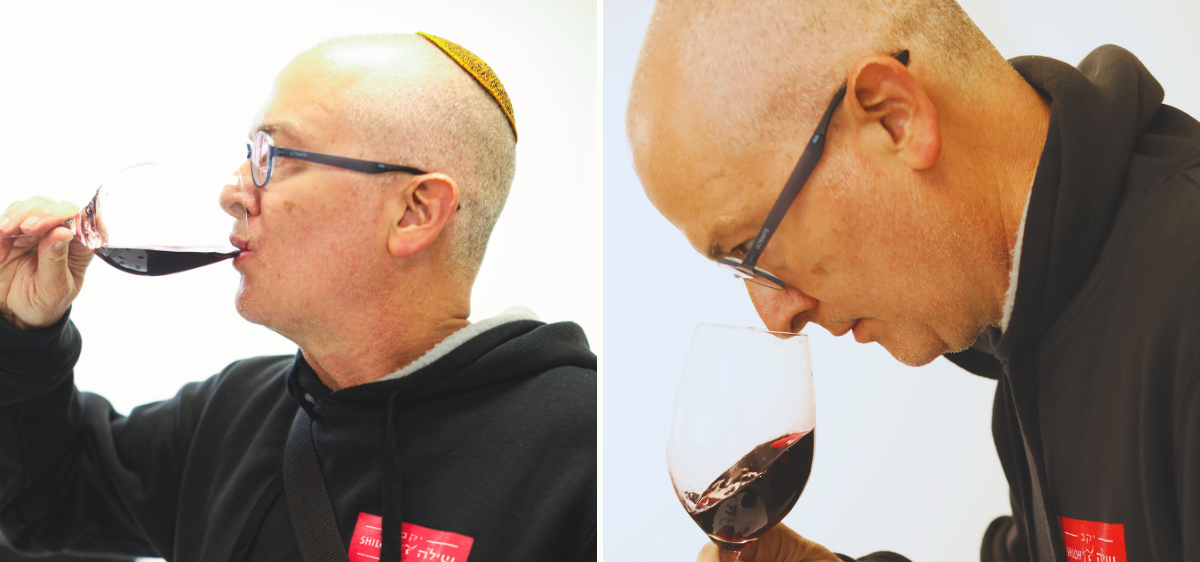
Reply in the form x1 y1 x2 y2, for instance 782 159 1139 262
233 281 308 343
871 315 989 367
886 346 946 367
877 335 951 367
233 283 269 327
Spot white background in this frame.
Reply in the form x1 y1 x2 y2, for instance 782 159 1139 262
603 1 1200 561
0 1 599 411
0 3 597 559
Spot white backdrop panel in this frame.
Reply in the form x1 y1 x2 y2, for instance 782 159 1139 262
602 1 1199 561
0 0 600 420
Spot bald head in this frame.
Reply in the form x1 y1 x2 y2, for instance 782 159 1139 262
281 33 516 280
628 0 1009 213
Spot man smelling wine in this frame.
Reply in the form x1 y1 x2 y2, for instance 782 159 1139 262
0 34 596 561
625 1 1200 561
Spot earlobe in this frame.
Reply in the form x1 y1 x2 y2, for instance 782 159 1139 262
387 174 460 259
846 55 941 171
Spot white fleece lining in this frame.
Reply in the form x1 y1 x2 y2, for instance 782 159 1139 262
1000 186 1033 334
376 307 540 382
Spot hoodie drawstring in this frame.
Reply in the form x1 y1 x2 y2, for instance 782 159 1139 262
379 390 407 562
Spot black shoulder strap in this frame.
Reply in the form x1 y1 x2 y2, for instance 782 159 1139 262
284 407 352 562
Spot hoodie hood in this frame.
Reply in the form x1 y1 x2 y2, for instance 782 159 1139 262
1000 46 1164 358
278 309 595 562
948 46 1173 562
285 308 595 411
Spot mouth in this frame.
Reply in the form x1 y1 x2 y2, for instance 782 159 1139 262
825 318 859 338
852 319 869 343
230 235 253 267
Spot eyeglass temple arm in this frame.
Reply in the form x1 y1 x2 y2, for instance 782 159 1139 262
262 146 456 209
741 86 846 267
273 147 427 176
740 49 909 268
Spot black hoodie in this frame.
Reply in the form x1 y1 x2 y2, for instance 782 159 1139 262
844 46 1200 562
0 308 597 562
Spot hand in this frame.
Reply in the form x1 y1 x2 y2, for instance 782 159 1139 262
0 197 93 331
697 525 842 562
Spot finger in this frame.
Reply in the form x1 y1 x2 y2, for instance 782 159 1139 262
0 232 36 262
16 200 79 236
35 226 78 302
697 542 721 562
749 525 840 562
698 542 769 562
0 196 56 236
66 233 94 279
697 543 748 562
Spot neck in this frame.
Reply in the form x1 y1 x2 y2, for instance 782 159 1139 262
982 72 1051 326
297 295 471 391
933 65 1049 328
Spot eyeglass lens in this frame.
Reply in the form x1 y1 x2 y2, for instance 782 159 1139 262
250 132 273 187
716 260 784 289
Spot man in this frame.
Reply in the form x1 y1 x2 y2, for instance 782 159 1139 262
0 33 596 561
627 1 1198 561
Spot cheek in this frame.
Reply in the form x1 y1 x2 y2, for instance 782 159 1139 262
260 190 361 243
774 185 870 288
781 152 929 303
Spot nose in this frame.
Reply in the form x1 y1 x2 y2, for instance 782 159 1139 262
220 161 260 220
746 282 819 333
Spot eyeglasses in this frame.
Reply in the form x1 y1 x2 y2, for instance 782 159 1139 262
246 130 428 188
716 50 910 290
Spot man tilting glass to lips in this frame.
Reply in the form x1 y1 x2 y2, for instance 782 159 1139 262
627 1 1200 561
0 33 596 562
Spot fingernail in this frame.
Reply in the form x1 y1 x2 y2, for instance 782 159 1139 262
20 217 38 230
55 240 69 251
0 217 9 230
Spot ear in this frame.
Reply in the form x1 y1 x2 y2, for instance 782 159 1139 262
843 53 940 170
386 173 460 259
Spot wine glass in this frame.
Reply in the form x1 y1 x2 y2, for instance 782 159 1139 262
3 161 245 276
667 323 816 561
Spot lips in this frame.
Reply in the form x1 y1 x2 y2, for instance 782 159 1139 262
852 319 869 343
229 235 254 269
824 319 858 338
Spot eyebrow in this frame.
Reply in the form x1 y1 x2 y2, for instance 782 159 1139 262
251 122 302 143
706 243 726 261
705 222 738 260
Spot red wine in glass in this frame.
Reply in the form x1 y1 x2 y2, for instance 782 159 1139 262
681 430 815 550
93 247 238 276
4 163 243 276
667 324 816 561
59 191 238 276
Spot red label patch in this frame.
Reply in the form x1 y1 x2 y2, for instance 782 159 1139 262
1059 516 1126 562
349 512 475 562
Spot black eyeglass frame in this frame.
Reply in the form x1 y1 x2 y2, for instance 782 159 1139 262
717 50 911 290
246 130 428 188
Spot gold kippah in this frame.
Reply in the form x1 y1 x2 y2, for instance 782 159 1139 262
417 32 517 142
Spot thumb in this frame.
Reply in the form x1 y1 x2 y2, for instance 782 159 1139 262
35 227 78 293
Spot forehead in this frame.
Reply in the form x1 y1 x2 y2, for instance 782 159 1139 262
249 61 359 147
631 67 795 259
642 153 778 259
